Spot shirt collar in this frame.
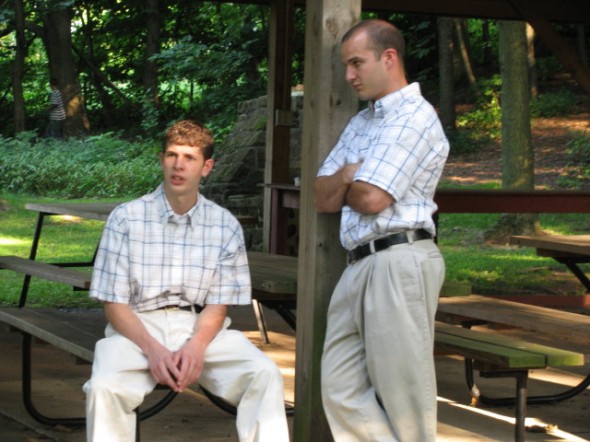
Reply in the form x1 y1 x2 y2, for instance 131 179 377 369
370 82 421 118
153 183 201 228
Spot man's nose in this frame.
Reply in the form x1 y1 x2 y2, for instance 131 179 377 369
345 67 355 83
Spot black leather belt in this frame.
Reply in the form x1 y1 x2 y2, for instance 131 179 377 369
155 304 203 313
348 229 433 263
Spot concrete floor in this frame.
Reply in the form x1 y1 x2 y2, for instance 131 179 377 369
0 305 589 441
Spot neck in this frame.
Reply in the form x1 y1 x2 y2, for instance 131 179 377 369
165 189 198 215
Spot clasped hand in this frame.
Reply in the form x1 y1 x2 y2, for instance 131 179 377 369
147 342 204 392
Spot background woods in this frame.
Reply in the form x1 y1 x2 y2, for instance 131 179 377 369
1 1 590 237
1 1 587 139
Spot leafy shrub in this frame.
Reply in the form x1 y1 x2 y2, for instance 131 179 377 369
536 56 563 82
530 90 576 118
453 76 502 150
566 132 590 183
0 132 161 198
557 131 590 188
567 132 590 165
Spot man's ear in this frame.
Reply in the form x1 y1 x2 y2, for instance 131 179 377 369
202 158 215 177
383 48 398 69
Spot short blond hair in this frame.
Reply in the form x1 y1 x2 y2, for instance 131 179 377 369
163 119 214 160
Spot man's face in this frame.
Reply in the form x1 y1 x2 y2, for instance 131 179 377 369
160 144 213 199
341 30 390 101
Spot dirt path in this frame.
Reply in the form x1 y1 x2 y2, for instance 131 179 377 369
442 112 590 189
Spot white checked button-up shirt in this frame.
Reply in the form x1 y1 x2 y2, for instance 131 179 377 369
90 184 251 312
317 82 449 251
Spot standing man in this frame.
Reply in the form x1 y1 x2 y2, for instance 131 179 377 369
84 119 290 442
315 20 449 441
45 78 66 138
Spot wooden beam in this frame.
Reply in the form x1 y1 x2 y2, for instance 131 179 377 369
509 0 590 96
434 189 590 213
221 0 590 24
293 1 360 440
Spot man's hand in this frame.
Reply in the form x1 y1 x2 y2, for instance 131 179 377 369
103 302 226 393
172 340 207 391
144 342 184 391
315 162 362 213
104 302 184 391
171 304 227 392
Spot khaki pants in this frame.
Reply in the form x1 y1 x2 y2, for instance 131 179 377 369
322 239 445 442
84 308 289 442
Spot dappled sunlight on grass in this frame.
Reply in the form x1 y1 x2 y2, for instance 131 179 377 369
0 236 28 247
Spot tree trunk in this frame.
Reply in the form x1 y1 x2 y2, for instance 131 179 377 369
527 24 538 99
454 18 477 87
482 20 494 68
486 20 539 243
143 0 160 104
578 24 588 67
41 5 89 136
438 17 456 132
13 0 26 133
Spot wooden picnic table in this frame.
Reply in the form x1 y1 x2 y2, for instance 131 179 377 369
25 201 120 222
437 294 590 348
510 234 590 291
0 201 299 428
11 201 298 340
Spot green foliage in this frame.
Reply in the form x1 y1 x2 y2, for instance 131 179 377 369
0 132 161 198
557 131 590 188
530 90 576 117
465 20 499 66
536 56 564 82
451 76 502 155
567 132 590 166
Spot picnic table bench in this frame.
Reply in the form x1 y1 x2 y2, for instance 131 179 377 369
1 253 585 441
437 294 590 438
0 202 298 435
0 307 180 436
434 321 584 441
0 252 297 435
3 196 590 440
0 252 296 342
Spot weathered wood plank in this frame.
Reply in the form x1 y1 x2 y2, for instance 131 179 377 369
24 202 120 221
510 234 590 256
435 322 584 367
0 256 91 289
0 308 104 362
293 1 360 440
437 295 590 347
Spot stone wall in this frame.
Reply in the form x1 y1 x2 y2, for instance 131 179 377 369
202 92 303 251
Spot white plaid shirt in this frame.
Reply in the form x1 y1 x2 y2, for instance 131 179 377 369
90 184 251 312
318 83 449 251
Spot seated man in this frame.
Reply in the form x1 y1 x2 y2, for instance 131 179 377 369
83 119 290 442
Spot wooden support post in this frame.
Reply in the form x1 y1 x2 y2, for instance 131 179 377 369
263 0 295 253
293 1 360 440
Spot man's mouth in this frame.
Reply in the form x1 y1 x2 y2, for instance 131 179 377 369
171 175 184 185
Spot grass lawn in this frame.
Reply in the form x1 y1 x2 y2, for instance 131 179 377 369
0 194 122 308
437 212 589 296
1 193 589 308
